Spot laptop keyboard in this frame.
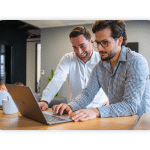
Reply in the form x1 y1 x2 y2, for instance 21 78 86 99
43 113 69 124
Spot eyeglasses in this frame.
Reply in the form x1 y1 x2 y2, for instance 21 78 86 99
94 38 116 48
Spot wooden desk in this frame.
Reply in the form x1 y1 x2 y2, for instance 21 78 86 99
0 109 139 130
134 113 150 130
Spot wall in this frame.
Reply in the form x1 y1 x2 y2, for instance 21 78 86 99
125 20 150 73
40 21 150 102
26 42 36 92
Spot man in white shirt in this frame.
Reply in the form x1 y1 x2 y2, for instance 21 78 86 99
38 26 108 111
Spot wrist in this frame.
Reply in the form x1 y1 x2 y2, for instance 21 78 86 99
92 108 100 118
68 105 73 111
40 100 48 105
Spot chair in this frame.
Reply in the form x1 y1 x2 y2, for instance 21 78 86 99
35 93 67 108
48 97 67 108
136 79 150 118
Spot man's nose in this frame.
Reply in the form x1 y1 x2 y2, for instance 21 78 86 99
97 44 104 52
78 47 83 54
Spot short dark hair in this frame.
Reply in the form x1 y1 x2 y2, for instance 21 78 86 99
14 82 24 86
69 26 92 41
0 83 4 87
92 20 127 46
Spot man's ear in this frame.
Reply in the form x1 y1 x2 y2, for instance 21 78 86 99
90 37 94 45
0 85 7 91
0 86 4 91
118 36 123 46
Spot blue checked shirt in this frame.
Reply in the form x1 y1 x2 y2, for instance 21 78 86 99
68 46 149 118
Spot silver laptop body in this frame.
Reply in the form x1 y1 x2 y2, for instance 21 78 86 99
6 84 72 125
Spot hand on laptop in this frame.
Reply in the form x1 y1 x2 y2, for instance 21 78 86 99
70 108 100 122
52 104 100 122
52 103 72 115
38 101 48 111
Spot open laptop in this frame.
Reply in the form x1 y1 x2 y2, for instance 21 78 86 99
5 84 72 125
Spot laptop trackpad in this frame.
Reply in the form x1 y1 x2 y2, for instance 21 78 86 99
43 110 72 121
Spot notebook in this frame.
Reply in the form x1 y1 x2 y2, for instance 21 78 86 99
5 84 72 125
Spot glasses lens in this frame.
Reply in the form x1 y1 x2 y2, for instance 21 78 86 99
101 41 108 48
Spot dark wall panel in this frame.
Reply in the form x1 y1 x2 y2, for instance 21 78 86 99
0 24 27 85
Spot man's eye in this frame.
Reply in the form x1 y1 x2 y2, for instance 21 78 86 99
80 45 85 48
103 41 108 44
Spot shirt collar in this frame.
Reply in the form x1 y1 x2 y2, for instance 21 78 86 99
86 49 99 65
89 49 95 62
118 46 127 62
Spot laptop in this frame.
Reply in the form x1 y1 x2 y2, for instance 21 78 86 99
5 84 72 125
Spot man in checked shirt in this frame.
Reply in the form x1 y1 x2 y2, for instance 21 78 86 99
52 20 149 122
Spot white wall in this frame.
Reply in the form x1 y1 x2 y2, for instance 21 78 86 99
40 21 150 102
125 20 150 73
26 42 36 92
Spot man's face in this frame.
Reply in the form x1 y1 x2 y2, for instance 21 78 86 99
95 27 120 61
71 35 93 62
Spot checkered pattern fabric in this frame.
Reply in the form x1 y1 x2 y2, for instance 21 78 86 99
68 46 149 118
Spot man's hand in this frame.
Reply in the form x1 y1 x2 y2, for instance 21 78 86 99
52 103 72 115
103 100 109 106
38 101 48 111
70 108 100 122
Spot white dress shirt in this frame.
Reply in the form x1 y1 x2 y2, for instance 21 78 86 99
41 50 108 108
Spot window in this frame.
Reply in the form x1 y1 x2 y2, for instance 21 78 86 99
0 45 5 83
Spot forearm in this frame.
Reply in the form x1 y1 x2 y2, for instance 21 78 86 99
98 100 138 118
41 78 65 103
68 66 101 111
68 90 94 111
